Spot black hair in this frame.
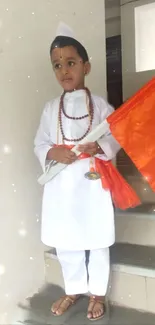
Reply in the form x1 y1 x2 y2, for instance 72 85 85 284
50 36 89 63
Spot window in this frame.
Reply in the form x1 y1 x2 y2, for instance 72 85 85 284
135 3 155 72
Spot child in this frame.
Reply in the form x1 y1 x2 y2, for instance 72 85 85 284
34 22 120 321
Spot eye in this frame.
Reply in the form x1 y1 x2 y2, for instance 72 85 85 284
68 61 75 67
54 63 61 70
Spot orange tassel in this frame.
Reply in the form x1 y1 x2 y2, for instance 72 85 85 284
95 159 141 210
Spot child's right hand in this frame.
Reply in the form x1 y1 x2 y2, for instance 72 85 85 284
47 147 77 164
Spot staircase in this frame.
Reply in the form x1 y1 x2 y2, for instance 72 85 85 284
44 211 155 317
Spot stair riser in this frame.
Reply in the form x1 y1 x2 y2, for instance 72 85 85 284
115 214 155 246
109 270 155 313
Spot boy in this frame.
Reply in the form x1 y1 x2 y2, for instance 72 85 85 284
34 22 120 321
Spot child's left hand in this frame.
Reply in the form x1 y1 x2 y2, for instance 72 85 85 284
77 142 103 156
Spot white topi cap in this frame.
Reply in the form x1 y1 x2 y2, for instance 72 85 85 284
56 22 75 39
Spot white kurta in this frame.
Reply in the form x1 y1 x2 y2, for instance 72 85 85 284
34 90 120 250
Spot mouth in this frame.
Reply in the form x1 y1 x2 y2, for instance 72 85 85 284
62 78 73 82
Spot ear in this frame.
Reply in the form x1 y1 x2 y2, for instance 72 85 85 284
84 62 91 76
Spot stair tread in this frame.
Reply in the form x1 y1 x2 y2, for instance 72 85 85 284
110 305 155 324
111 243 155 269
45 243 155 272
20 284 155 324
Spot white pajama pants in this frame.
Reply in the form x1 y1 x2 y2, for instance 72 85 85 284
56 248 110 296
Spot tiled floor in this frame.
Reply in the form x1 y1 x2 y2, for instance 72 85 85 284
18 284 155 325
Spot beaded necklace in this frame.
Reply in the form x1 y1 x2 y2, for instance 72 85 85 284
57 88 94 143
56 88 101 180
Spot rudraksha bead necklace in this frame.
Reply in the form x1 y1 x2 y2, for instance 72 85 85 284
58 88 94 142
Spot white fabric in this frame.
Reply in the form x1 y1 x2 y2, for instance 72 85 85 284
88 249 110 295
56 248 110 295
56 22 75 39
37 119 110 185
56 249 88 294
34 89 120 250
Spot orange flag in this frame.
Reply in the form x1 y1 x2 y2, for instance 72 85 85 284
107 77 155 192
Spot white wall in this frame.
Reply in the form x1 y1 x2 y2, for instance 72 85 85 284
121 0 155 100
105 5 121 38
120 0 155 207
0 0 106 323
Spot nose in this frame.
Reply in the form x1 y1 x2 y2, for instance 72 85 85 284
61 64 68 75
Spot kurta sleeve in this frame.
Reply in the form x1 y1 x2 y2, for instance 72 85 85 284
95 97 121 161
34 102 54 172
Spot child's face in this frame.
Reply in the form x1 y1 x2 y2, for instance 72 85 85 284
51 46 90 91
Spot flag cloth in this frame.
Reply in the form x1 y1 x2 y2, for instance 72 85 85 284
107 78 155 191
55 145 141 210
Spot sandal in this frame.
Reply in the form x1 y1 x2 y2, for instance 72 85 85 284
51 294 80 316
87 295 105 321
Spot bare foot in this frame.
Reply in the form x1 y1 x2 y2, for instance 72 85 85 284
87 295 105 321
51 295 80 316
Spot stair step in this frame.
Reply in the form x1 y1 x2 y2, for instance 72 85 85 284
115 212 155 246
111 243 155 275
17 287 155 324
109 305 155 325
44 243 155 313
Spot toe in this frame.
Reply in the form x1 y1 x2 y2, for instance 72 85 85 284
93 311 98 319
55 307 63 316
93 307 103 319
87 312 93 319
51 303 57 313
98 308 102 317
51 298 63 314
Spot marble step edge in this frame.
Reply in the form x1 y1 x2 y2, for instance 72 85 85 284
44 245 155 279
115 211 155 220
